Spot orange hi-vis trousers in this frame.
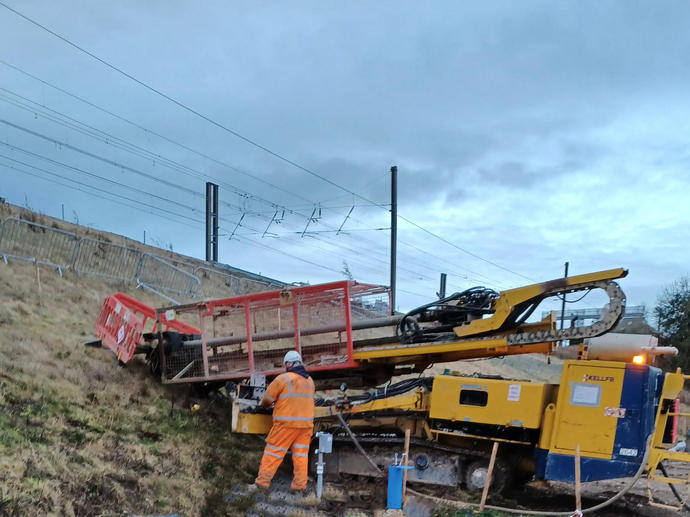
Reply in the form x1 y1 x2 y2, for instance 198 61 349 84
255 423 312 490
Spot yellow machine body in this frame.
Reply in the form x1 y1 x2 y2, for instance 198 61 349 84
231 402 272 434
429 375 554 429
546 360 627 458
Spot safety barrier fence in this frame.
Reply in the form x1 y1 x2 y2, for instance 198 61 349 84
0 216 283 300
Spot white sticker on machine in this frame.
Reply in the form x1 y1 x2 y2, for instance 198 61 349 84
619 448 638 457
605 407 627 418
507 384 521 402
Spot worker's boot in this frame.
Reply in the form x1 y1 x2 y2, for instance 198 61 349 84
246 483 269 496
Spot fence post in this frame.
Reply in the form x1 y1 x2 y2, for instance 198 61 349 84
70 238 82 272
134 253 145 281
34 258 42 306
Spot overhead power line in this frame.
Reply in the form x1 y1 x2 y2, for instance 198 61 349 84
0 103 432 280
0 159 396 282
0 2 353 194
397 215 533 282
0 59 316 208
0 76 385 219
0 4 531 284
0 141 202 214
0 161 204 230
1 114 434 281
0 118 254 216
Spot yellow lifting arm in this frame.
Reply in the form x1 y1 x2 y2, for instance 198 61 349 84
454 267 628 342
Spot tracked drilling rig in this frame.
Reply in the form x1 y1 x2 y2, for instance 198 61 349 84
95 267 690 509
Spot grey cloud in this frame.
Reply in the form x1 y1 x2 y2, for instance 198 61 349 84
2 1 690 311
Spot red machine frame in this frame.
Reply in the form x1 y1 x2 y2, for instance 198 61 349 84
156 281 389 384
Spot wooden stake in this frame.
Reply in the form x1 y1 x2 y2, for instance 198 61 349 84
575 444 582 512
402 428 411 503
34 259 42 306
480 441 499 511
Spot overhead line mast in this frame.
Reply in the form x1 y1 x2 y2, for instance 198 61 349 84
390 165 397 315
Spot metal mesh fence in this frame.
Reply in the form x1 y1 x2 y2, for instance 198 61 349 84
0 217 78 271
195 266 242 299
0 215 284 300
136 253 200 298
74 238 143 282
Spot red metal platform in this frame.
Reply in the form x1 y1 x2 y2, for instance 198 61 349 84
156 281 390 383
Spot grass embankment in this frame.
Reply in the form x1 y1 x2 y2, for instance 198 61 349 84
0 261 261 516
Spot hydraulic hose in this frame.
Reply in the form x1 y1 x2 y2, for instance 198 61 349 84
408 434 654 516
336 412 384 477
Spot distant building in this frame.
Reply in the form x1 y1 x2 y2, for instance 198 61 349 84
541 305 654 334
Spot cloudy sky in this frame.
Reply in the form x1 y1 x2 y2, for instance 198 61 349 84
1 1 689 315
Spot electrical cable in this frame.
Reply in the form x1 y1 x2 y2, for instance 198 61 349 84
0 118 258 217
408 434 655 516
335 412 384 477
0 9 532 284
0 143 271 238
0 142 207 215
397 214 534 282
0 145 430 289
0 1 357 198
0 60 517 291
0 162 205 231
556 290 593 304
0 59 317 207
397 287 500 343
337 207 512 288
1 133 432 287
0 86 384 217
0 97 453 284
3 140 389 242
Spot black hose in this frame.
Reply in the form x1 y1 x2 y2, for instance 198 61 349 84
659 462 690 512
397 287 499 343
315 377 433 406
336 412 384 477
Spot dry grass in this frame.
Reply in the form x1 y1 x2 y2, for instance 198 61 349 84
0 260 262 516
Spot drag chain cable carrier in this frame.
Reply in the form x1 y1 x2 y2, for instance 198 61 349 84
95 267 690 511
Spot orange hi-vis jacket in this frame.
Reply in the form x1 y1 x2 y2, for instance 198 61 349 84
263 371 315 428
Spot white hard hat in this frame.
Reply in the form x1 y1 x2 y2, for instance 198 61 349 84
283 350 302 364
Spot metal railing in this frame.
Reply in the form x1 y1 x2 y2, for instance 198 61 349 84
0 217 79 274
0 216 284 300
136 253 199 299
73 237 143 282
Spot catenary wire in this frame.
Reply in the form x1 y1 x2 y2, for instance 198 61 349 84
0 162 205 230
0 114 454 284
0 85 380 217
0 59 514 289
0 6 532 283
1 160 399 284
0 59 316 207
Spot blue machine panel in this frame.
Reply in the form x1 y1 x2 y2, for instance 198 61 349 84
611 365 660 462
542 452 640 482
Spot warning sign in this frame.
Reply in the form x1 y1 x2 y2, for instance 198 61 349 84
507 384 521 402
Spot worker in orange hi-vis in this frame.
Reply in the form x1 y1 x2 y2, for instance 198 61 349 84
249 350 315 493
